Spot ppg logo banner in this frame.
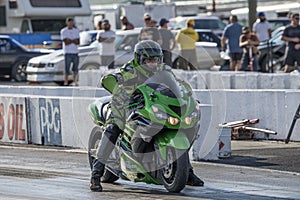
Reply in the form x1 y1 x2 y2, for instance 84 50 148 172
39 98 62 145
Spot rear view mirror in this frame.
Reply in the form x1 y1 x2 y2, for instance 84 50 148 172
124 45 132 52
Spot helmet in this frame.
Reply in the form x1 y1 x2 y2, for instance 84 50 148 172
134 40 163 72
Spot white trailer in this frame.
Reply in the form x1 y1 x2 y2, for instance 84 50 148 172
231 2 300 26
90 2 176 30
0 0 91 37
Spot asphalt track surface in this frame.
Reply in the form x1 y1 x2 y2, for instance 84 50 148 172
205 140 300 173
0 140 299 200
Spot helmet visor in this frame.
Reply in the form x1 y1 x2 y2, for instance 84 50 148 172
143 56 161 64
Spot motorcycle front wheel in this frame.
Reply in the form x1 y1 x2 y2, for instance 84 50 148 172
160 148 189 193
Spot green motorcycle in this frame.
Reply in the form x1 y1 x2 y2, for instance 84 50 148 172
88 70 201 193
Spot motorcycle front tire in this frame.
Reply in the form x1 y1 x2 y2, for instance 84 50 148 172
160 148 189 193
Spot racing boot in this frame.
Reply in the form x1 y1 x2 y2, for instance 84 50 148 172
186 169 204 186
90 124 121 192
90 161 104 192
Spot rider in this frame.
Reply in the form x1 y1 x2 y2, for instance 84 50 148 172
90 40 204 192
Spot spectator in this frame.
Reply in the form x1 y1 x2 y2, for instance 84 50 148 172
138 13 162 45
120 16 134 30
175 19 199 69
221 15 243 71
151 19 157 28
96 19 116 69
239 27 260 71
158 18 175 66
252 12 272 42
60 17 80 86
281 13 300 73
96 20 102 30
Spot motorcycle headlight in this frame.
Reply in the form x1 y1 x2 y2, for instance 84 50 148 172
184 107 201 125
152 106 179 125
152 106 168 120
184 117 192 125
168 117 179 126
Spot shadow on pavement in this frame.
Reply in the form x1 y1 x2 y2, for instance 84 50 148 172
202 147 300 173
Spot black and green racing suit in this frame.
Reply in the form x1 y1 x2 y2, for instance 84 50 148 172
90 60 204 190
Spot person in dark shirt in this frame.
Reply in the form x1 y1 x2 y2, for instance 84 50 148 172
281 13 300 73
221 15 243 71
158 18 175 66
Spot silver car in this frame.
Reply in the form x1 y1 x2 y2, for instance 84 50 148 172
26 28 221 83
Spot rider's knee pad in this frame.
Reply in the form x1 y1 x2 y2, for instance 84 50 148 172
104 124 121 143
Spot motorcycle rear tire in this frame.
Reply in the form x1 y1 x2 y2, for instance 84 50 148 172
88 126 103 170
101 169 119 183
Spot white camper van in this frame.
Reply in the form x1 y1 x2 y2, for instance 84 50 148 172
0 0 91 48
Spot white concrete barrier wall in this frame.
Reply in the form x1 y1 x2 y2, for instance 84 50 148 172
79 70 300 89
194 90 300 139
28 96 96 149
0 85 299 160
0 95 28 144
0 85 110 97
28 89 300 160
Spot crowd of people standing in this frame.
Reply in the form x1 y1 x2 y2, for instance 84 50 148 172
93 13 198 71
221 13 267 72
221 12 300 73
60 11 300 86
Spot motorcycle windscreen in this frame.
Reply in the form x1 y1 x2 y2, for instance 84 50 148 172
143 70 183 98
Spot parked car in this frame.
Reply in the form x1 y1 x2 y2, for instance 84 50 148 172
168 16 227 37
258 26 286 72
26 28 222 83
195 29 221 50
79 30 100 46
268 19 290 31
26 29 140 84
0 35 52 81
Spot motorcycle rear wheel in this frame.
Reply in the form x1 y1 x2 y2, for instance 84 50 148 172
102 170 119 183
88 126 119 183
160 148 189 193
88 126 103 170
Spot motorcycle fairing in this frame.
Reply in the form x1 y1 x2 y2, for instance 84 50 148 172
156 130 191 161
88 96 111 126
120 151 162 185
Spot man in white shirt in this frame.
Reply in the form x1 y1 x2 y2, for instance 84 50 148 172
96 19 116 69
252 12 272 42
60 18 80 86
